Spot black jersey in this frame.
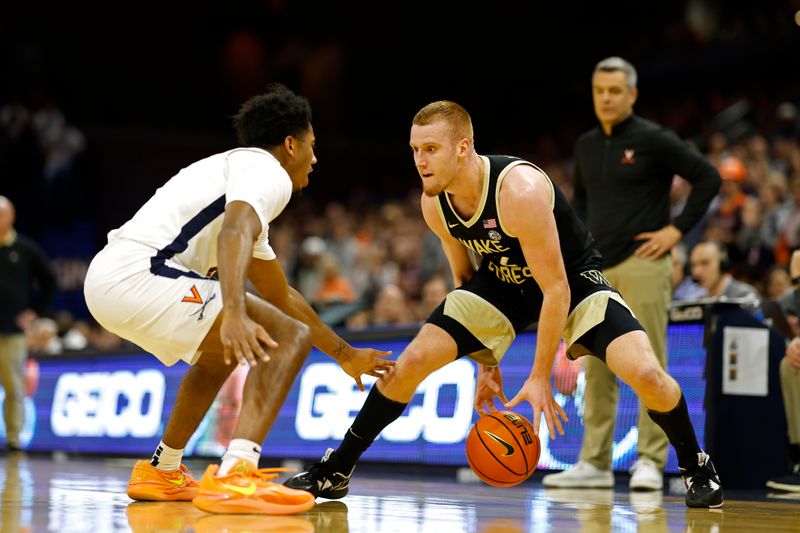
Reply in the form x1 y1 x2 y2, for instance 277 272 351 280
435 155 601 287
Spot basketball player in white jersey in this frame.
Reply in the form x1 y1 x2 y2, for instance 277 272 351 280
84 84 394 515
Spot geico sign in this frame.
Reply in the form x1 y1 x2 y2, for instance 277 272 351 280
296 359 475 443
51 370 165 438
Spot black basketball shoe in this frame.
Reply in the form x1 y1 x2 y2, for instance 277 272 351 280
766 463 800 492
682 452 724 508
283 448 354 499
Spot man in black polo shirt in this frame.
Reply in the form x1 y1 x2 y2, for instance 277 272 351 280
543 57 721 491
0 195 57 452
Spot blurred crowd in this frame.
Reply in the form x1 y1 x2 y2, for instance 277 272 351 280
268 195 453 330
24 311 132 356
0 92 90 239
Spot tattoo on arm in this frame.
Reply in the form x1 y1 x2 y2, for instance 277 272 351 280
334 341 345 358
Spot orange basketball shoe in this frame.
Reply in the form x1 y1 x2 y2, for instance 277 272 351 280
126 460 199 501
192 460 316 515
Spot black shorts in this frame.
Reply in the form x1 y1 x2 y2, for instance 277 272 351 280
425 265 643 363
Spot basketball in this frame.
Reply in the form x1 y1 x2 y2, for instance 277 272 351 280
466 411 540 487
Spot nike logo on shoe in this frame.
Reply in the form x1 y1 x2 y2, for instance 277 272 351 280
167 476 185 486
220 481 257 496
317 477 348 492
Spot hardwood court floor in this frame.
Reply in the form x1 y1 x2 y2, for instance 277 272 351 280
1 452 799 532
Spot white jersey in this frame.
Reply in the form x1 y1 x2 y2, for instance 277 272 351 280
108 147 292 276
84 147 292 366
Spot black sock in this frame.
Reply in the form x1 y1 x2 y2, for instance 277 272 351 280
335 385 407 471
647 393 702 474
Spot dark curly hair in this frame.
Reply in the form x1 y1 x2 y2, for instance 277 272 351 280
233 83 312 148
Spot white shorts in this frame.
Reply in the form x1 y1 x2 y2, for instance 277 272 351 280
83 239 223 366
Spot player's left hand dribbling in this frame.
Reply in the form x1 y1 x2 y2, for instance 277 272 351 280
505 377 568 439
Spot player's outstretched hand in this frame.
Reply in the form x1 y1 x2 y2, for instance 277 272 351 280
505 377 568 439
340 348 395 391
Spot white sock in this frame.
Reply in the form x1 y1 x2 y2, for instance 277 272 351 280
150 440 184 471
218 439 262 476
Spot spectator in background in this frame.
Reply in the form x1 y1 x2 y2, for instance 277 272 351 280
705 132 729 168
26 318 61 356
671 244 705 301
415 275 450 321
766 265 793 302
767 249 800 493
705 156 748 248
349 241 392 303
746 134 776 188
314 253 360 327
371 284 417 327
689 241 760 301
314 253 355 309
734 195 774 286
322 202 359 281
0 195 57 451
776 179 800 265
548 57 721 492
344 309 371 330
294 236 327 301
758 173 792 253
53 310 89 351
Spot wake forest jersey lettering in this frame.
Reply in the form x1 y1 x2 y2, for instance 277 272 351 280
436 155 600 286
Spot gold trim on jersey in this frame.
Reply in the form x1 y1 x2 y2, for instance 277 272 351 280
444 289 515 366
444 156 491 228
563 290 635 360
434 196 449 232
496 161 555 238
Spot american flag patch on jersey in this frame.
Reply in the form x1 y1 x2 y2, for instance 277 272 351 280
483 218 497 228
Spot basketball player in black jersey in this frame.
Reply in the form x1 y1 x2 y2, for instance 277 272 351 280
285 101 723 508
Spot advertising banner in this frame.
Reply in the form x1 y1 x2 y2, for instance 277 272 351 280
4 324 706 473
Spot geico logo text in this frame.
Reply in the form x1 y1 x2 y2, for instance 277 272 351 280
295 359 475 443
50 370 165 438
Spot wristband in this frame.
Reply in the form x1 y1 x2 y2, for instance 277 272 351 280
792 276 800 286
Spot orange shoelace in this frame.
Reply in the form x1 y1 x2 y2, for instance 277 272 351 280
249 467 295 483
